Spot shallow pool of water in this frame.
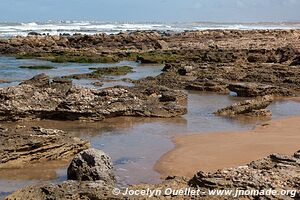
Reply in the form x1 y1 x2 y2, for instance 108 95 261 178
0 56 163 88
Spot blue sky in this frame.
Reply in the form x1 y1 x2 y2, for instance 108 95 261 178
0 0 299 22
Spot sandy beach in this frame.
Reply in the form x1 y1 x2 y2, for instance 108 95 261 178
156 116 300 177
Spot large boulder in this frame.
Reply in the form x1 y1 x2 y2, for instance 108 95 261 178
67 148 115 184
214 95 274 117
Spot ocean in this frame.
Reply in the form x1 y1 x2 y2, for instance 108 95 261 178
0 21 300 37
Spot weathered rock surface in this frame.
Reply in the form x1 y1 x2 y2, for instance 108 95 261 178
6 149 300 199
67 148 115 184
1 30 299 57
1 30 300 97
137 61 300 97
0 125 90 169
189 151 300 199
0 74 187 121
5 180 119 200
228 82 292 97
214 95 274 117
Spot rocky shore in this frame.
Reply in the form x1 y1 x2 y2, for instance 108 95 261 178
6 147 300 199
1 30 300 98
0 74 187 121
1 30 300 199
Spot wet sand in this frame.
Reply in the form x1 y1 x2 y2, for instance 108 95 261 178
156 116 300 178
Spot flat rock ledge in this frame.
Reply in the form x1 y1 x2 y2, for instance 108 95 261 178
0 126 90 169
6 149 300 200
214 95 274 117
0 74 187 121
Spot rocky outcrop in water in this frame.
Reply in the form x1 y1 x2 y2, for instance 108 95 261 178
0 125 90 169
137 61 300 97
7 149 300 200
214 95 274 117
67 148 115 184
0 74 187 121
228 83 292 97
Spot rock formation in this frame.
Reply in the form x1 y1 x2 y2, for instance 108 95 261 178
0 125 90 169
6 149 300 199
214 95 274 117
0 74 187 121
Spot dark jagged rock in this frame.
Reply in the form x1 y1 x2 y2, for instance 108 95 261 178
290 56 300 66
214 95 274 117
0 125 90 169
0 74 187 121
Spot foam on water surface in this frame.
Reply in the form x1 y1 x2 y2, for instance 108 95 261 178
1 21 300 37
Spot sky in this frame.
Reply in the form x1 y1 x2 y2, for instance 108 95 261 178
0 0 299 22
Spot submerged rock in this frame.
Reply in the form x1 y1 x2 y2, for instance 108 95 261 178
0 74 187 121
214 95 274 117
67 148 115 184
63 66 133 80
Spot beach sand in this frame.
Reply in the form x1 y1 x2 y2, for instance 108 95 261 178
155 116 300 177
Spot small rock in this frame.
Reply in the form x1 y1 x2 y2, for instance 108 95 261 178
93 81 103 87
